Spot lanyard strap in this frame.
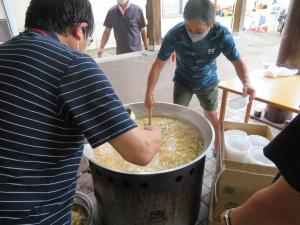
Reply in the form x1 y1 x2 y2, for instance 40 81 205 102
28 28 52 40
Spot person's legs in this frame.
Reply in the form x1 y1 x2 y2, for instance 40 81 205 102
173 82 193 107
195 83 219 155
204 110 220 155
258 25 265 33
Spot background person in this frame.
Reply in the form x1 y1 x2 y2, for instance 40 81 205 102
277 8 287 33
256 4 268 33
97 0 148 57
144 0 255 155
244 9 259 31
0 0 162 224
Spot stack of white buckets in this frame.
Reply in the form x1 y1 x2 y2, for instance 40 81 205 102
224 129 275 167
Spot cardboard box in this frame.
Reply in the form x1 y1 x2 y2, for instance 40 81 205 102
209 121 279 223
208 174 220 225
221 121 277 174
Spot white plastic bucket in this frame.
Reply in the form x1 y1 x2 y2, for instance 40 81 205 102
225 135 252 163
248 135 270 147
247 146 275 167
224 129 248 138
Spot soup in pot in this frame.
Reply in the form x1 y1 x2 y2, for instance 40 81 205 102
71 204 88 225
93 115 203 172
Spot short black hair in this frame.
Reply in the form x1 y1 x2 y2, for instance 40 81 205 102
25 0 94 37
183 0 215 25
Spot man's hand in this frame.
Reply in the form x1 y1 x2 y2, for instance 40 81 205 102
231 59 256 101
97 48 104 58
243 83 256 101
143 126 160 132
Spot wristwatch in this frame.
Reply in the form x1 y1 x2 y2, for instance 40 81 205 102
224 208 235 225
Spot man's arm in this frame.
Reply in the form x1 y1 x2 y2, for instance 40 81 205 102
231 59 256 100
97 27 112 58
144 58 167 110
221 176 300 225
109 126 162 166
140 27 148 50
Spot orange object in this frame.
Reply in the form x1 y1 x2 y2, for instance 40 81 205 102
171 52 176 62
256 2 264 10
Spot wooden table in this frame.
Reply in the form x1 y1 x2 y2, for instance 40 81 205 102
218 71 300 123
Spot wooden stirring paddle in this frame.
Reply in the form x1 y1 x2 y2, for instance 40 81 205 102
148 108 152 126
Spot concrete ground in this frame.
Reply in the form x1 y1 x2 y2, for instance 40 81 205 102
78 31 284 225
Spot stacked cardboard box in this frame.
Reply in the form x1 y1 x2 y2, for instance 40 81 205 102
209 122 279 225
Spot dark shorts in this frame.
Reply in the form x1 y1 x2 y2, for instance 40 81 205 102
173 82 219 111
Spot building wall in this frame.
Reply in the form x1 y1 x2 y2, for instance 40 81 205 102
7 0 30 32
96 51 175 105
0 1 6 19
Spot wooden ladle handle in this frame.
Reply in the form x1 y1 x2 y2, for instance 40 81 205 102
148 108 152 126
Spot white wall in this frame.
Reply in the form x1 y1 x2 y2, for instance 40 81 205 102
9 0 30 32
161 0 187 36
96 51 176 104
0 1 6 19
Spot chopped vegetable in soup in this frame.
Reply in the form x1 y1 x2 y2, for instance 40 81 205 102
71 204 87 225
93 116 203 172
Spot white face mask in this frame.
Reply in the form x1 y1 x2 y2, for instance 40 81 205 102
117 0 127 5
186 29 209 43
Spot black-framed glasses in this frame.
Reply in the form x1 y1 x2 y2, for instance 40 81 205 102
87 36 93 47
83 26 93 47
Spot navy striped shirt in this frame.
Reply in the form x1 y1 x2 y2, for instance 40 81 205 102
0 31 136 225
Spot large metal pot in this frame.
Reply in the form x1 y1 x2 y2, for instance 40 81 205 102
84 102 214 225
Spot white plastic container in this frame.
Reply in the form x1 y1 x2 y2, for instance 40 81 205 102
248 135 270 147
224 129 248 138
247 146 275 167
228 96 249 110
225 135 252 163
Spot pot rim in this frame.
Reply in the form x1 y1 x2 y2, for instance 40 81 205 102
83 102 214 175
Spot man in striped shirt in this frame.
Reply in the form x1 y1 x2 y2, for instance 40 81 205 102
0 0 162 224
